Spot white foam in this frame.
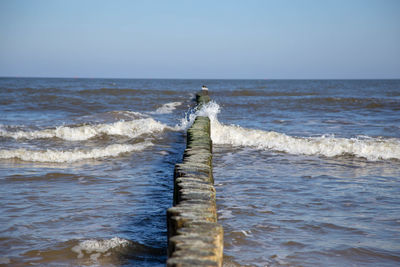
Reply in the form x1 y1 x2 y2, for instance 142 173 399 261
112 110 150 119
173 101 221 131
175 111 197 131
0 142 152 163
213 122 400 161
0 118 167 141
241 230 252 237
150 101 182 114
71 237 130 259
197 101 400 161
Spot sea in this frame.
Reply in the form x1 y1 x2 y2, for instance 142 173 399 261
0 78 399 267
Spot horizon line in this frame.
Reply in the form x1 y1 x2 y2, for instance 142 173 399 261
1 76 400 80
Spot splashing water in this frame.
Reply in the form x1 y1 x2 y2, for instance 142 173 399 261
194 101 400 161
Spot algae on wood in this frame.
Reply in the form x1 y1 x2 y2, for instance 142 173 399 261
167 91 223 267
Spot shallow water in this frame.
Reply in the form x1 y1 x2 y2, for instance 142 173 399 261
0 78 399 266
0 78 193 266
214 148 400 266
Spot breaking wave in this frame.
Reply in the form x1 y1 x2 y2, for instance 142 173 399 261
0 118 168 141
2 100 398 162
198 102 400 161
70 237 163 264
0 142 152 163
150 101 182 114
71 237 131 260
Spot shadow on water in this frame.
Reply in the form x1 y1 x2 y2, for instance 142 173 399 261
117 130 186 266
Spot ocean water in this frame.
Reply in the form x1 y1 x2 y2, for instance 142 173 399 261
0 78 399 266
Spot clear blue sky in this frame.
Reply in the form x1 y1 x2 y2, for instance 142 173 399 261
0 0 399 79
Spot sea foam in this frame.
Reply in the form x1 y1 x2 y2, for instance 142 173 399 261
0 118 167 141
0 142 152 163
150 101 182 114
198 101 400 161
71 237 130 260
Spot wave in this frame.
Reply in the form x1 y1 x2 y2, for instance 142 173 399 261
1 87 69 94
149 101 182 114
0 118 168 141
198 101 400 161
172 101 217 131
11 236 163 266
3 100 398 162
229 90 318 97
70 237 163 264
301 97 400 110
111 110 149 119
71 237 131 260
0 142 152 162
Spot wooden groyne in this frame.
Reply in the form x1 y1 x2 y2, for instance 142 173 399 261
167 91 223 266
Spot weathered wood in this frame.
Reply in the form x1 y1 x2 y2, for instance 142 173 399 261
167 91 223 267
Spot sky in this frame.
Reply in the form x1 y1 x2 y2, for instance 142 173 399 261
0 0 399 79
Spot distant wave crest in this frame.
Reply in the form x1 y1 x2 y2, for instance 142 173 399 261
149 101 182 114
